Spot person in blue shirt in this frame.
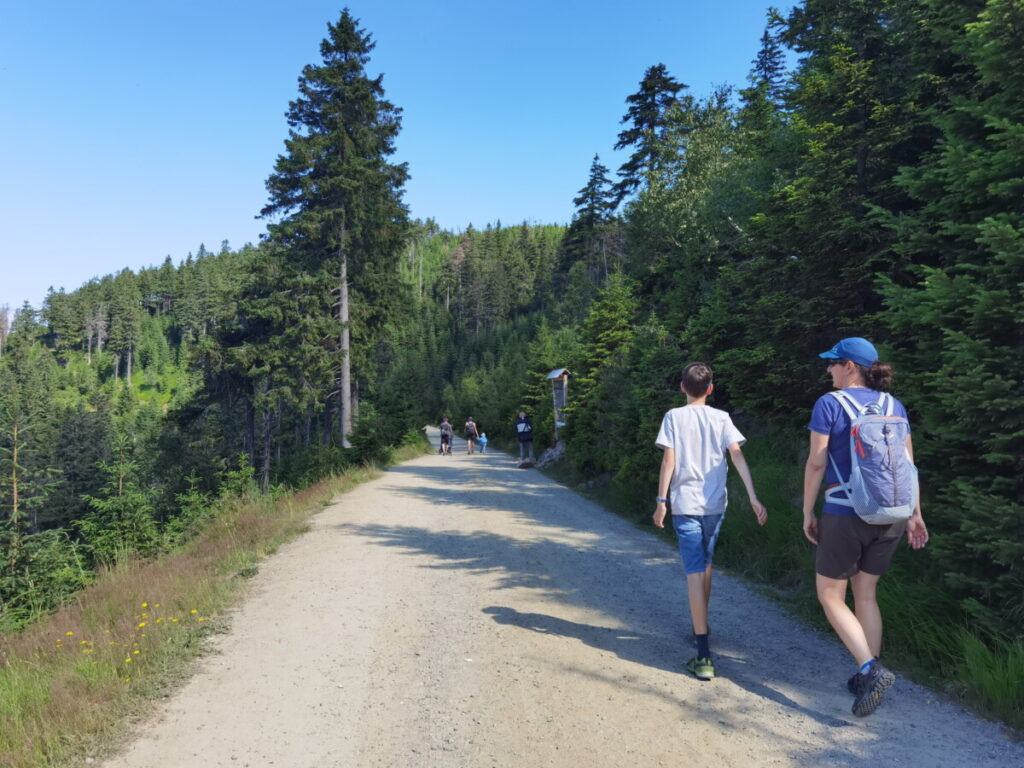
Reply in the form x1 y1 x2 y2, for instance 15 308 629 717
803 337 929 717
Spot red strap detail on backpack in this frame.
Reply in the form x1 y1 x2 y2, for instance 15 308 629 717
852 426 867 459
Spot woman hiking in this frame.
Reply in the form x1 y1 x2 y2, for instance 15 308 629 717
803 337 928 717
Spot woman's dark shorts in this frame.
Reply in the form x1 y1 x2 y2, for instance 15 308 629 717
816 513 907 580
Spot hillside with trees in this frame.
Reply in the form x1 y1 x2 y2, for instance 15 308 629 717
1 0 1020 728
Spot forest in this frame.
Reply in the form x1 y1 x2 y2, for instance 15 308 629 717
1 0 1021 727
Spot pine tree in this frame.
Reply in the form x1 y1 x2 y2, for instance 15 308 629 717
261 9 408 448
563 154 619 284
107 269 142 385
612 64 687 206
0 304 9 358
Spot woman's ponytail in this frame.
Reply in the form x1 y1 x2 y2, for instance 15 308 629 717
862 361 894 390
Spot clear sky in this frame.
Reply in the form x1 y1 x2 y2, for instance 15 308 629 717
0 0 791 311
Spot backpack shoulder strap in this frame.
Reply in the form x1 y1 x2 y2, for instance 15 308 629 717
828 390 862 421
878 392 894 416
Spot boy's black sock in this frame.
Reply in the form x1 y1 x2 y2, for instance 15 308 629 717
695 633 710 659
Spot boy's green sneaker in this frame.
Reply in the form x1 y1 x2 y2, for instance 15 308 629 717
686 656 715 681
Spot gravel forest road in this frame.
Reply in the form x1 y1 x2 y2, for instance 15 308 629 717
104 432 1023 768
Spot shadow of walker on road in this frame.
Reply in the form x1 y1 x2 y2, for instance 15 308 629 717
481 605 852 730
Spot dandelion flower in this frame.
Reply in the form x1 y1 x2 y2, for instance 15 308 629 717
137 622 148 629
171 618 180 623
141 603 148 608
124 658 132 664
65 631 74 637
197 618 206 623
190 609 198 615
133 650 140 655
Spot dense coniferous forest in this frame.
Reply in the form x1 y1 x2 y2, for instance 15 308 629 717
1 1 1021 722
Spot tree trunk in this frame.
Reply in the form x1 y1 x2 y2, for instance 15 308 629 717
338 245 353 448
113 353 120 383
9 422 20 530
323 401 333 446
126 346 133 387
260 406 272 494
244 397 256 468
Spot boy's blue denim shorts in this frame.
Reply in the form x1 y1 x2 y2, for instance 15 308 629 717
672 514 724 575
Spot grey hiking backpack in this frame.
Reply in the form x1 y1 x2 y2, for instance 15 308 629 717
825 390 919 525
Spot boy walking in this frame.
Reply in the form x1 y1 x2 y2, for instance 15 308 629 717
653 362 767 680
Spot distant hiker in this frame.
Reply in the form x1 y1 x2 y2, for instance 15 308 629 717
653 362 767 682
464 417 479 454
515 411 534 465
478 432 488 453
804 337 928 717
439 417 453 455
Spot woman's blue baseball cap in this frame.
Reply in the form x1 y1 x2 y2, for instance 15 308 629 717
819 337 879 367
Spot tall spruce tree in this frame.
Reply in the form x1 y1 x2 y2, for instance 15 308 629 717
612 64 688 206
261 9 408 448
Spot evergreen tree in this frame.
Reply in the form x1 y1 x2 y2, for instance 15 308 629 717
77 434 160 564
261 9 409 448
562 154 619 285
0 304 9 358
566 273 639 473
882 0 1024 637
108 269 143 385
612 64 688 206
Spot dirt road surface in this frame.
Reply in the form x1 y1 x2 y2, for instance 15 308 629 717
104 433 1022 768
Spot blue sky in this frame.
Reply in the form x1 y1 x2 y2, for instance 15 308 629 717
0 1 791 311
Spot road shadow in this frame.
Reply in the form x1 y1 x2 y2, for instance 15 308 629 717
326 451 1024 765
333 515 855 733
480 605 851 729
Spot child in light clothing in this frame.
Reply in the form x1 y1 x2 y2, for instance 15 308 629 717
654 362 767 681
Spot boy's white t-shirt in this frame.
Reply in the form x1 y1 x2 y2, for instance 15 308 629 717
655 405 745 516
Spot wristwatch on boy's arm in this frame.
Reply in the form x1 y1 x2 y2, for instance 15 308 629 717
655 496 668 504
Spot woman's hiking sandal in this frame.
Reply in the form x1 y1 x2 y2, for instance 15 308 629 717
686 656 715 681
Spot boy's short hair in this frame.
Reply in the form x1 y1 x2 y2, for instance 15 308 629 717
681 362 713 398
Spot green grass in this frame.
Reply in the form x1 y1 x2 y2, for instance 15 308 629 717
0 458 406 768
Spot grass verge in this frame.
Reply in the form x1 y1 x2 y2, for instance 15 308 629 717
0 443 426 768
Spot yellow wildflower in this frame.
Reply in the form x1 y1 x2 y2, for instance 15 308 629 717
190 609 198 615
141 603 148 608
65 631 74 637
137 622 148 629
